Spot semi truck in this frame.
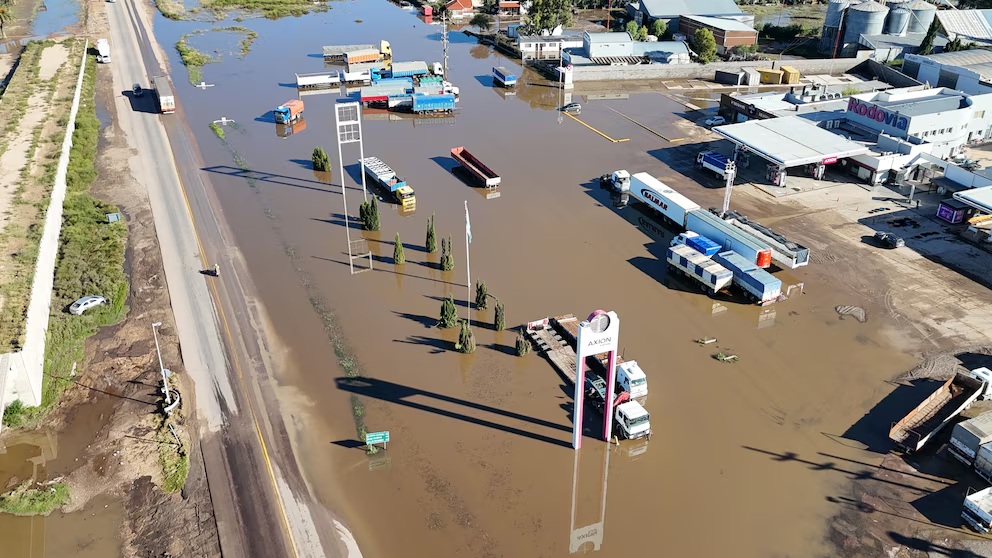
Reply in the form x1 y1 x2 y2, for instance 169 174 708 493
493 66 517 87
963 486 992 533
273 99 304 124
296 72 340 90
976 441 992 484
889 368 992 453
667 244 734 295
696 150 735 179
390 61 430 78
712 250 782 305
451 146 501 188
344 48 385 65
584 375 651 440
361 157 416 210
152 76 175 114
601 170 774 268
323 41 391 61
412 93 455 114
617 361 648 400
672 231 721 257
96 38 111 63
340 70 372 86
949 410 992 466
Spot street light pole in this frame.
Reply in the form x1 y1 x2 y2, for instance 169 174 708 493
152 322 171 405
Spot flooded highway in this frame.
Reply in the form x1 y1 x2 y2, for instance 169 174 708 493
119 2 921 556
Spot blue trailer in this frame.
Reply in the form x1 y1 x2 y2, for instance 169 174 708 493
412 93 455 114
683 232 721 257
390 61 430 79
371 77 414 90
712 250 782 305
684 209 773 268
493 66 517 87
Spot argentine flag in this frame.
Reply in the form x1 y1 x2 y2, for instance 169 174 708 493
465 201 472 244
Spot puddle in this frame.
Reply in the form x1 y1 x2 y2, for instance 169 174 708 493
30 0 80 38
0 492 124 557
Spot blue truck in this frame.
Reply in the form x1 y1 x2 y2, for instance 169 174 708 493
712 250 782 305
412 93 456 114
696 150 735 179
493 66 517 88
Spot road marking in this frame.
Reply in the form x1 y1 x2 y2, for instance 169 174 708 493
606 106 685 142
563 112 629 143
172 128 302 558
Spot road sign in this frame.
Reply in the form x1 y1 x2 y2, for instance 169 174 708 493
365 431 390 445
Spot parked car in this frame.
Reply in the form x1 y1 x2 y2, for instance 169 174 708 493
560 102 581 114
69 295 107 315
874 231 905 249
703 116 726 127
133 83 143 97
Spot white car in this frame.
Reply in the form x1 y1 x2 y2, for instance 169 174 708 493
703 116 726 127
69 295 107 315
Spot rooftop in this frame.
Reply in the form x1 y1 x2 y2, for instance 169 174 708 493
681 14 757 33
966 486 992 514
633 41 690 57
585 31 634 44
518 33 583 43
955 184 992 213
638 0 742 18
713 116 871 166
959 411 992 440
860 32 946 50
936 9 992 44
870 93 967 117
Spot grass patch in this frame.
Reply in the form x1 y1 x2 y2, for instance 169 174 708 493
155 0 187 20
202 0 328 20
0 480 70 516
209 122 225 140
157 417 190 493
42 51 129 407
175 27 258 85
0 41 54 156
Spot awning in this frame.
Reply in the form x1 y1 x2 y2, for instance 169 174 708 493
713 116 871 167
954 185 992 214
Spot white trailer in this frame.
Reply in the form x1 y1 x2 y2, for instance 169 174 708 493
949 411 992 466
600 170 699 228
667 244 733 294
963 486 992 533
295 72 341 90
96 38 111 63
339 70 372 86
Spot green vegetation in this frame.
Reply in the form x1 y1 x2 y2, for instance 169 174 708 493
201 0 328 20
515 330 530 356
209 122 225 140
625 20 638 39
0 3 13 41
841 86 860 96
440 235 453 271
759 23 818 42
651 18 667 40
456 320 476 354
155 0 187 20
474 280 488 310
359 197 380 231
470 13 492 31
311 146 330 171
740 3 826 30
44 51 128 407
919 18 938 56
526 0 573 35
494 301 505 331
393 232 405 265
692 28 717 63
157 417 190 493
426 213 437 254
175 27 257 84
438 295 457 329
0 480 70 516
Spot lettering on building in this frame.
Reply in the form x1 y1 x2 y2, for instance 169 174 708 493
847 98 909 131
587 337 612 347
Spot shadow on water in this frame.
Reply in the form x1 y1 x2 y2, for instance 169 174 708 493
474 75 495 88
254 111 277 124
334 376 574 448
202 165 371 194
426 31 476 44
840 379 947 454
311 255 465 287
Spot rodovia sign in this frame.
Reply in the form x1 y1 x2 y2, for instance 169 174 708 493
847 97 909 131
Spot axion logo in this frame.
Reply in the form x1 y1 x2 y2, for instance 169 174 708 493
847 98 909 131
577 529 599 540
587 337 612 347
640 189 669 210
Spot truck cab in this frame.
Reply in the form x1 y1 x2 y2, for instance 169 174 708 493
617 361 648 400
394 185 416 210
615 401 651 440
599 170 630 193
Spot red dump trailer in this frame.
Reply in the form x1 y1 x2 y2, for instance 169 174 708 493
450 146 500 188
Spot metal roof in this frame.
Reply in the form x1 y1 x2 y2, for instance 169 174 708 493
872 93 966 116
638 0 742 18
585 32 634 43
713 116 871 167
851 0 887 12
936 10 992 42
906 0 936 10
681 14 757 32
392 61 428 73
954 184 992 213
633 41 690 56
959 412 992 441
917 48 992 68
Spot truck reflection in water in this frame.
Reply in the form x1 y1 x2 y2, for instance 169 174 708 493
275 118 307 139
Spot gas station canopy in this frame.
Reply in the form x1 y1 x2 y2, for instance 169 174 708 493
712 116 871 167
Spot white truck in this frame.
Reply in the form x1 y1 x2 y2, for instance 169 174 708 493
667 243 733 295
615 401 651 441
339 70 372 86
963 486 992 533
96 38 111 63
617 361 647 401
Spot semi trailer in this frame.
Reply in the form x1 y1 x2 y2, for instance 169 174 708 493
712 250 782 305
411 93 456 114
889 368 992 453
493 66 517 87
152 76 175 114
696 150 734 179
323 41 391 61
296 72 340 90
451 146 500 188
667 244 734 295
361 157 416 210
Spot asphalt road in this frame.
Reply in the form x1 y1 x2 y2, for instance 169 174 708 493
105 2 335 557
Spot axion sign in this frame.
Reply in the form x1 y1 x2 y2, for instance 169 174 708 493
847 98 908 131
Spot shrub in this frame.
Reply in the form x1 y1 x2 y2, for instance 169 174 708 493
426 213 437 254
393 232 405 264
438 295 458 328
494 301 505 331
312 146 330 172
456 320 476 353
475 280 488 310
515 330 530 356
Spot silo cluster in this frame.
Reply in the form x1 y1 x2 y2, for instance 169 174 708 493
819 0 938 56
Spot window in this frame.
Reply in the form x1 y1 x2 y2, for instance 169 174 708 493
976 110 986 118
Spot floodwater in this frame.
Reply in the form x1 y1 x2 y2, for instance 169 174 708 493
30 0 80 38
150 2 919 556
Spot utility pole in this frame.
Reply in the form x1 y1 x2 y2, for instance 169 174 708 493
442 12 449 81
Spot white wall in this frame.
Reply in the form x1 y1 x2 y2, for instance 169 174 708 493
945 163 992 189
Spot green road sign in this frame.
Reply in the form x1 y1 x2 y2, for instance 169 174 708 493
365 431 390 445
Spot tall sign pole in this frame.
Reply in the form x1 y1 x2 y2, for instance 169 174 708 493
442 12 449 81
465 201 472 328
572 311 621 449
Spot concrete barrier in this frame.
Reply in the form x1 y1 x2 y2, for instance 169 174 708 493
0 40 89 426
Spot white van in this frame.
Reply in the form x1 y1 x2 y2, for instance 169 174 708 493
432 62 443 76
617 361 648 400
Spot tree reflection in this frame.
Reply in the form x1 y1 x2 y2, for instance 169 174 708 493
470 44 489 60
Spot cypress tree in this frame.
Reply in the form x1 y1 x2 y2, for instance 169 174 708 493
515 330 530 356
457 320 476 354
393 232 405 265
438 295 458 328
919 18 939 56
494 301 505 331
441 235 454 271
475 280 488 310
426 213 437 254
312 147 330 172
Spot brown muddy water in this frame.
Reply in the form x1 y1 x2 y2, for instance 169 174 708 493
18 2 919 556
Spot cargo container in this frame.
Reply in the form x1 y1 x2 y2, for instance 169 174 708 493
273 99 304 124
712 250 782 305
412 93 456 114
757 68 783 84
344 48 384 65
780 65 800 84
493 66 517 87
451 146 501 188
361 157 416 210
340 70 372 86
949 411 992 466
673 231 721 257
359 83 411 104
976 442 992 483
371 77 414 90
667 244 733 294
685 210 774 269
323 41 390 61
296 72 340 90
963 486 992 533
152 76 175 114
390 61 430 78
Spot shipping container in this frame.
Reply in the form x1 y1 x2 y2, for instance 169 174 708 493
493 66 517 87
950 412 992 466
152 75 175 114
344 48 383 65
713 250 782 305
780 65 801 84
723 210 810 269
412 93 456 114
359 83 411 103
627 173 700 227
372 77 414 89
391 61 430 78
667 244 734 294
757 68 783 84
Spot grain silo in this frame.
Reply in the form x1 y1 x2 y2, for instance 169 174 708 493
843 0 889 45
907 0 936 34
820 0 851 52
885 7 911 36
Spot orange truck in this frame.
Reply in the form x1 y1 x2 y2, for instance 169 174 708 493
273 99 304 124
344 48 384 65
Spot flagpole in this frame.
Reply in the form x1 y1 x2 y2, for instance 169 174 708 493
465 200 471 330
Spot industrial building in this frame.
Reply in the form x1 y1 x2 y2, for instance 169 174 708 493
627 0 754 28
561 32 691 66
516 33 584 60
678 15 758 54
820 0 937 58
902 50 992 94
710 86 992 187
935 9 992 47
